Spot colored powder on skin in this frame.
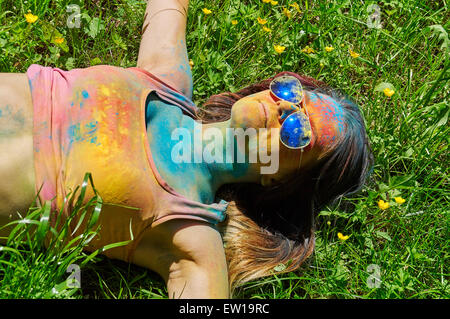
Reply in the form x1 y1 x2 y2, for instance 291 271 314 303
318 94 344 133
11 109 25 126
308 92 345 147
147 96 220 203
0 105 26 136
230 140 250 178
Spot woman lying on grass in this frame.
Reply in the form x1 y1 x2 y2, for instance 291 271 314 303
0 0 372 298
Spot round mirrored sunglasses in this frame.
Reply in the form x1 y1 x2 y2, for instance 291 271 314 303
269 75 312 150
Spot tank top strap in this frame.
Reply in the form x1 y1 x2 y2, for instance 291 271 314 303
127 67 199 120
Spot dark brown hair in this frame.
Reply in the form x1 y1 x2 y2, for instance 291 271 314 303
198 71 373 294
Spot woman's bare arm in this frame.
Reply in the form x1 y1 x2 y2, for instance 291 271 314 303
0 73 35 236
137 0 193 99
133 219 229 298
165 220 229 298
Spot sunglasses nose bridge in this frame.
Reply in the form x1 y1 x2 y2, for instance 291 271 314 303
278 99 299 110
277 100 300 121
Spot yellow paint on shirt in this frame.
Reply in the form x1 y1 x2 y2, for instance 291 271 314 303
101 86 111 96
119 126 128 135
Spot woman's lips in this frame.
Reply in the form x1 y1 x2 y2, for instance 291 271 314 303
259 102 269 128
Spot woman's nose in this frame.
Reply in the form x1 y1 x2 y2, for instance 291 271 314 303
276 100 299 123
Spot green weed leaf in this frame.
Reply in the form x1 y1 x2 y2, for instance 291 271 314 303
424 24 449 51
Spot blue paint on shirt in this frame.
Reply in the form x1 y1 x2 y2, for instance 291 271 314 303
82 90 89 99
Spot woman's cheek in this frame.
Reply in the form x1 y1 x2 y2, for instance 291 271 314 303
257 127 280 158
231 103 265 129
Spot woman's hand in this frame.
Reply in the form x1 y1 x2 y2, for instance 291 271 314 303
137 0 193 99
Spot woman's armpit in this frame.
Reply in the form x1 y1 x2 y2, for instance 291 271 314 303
138 61 193 101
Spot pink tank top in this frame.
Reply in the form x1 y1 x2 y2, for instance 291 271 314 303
26 64 228 261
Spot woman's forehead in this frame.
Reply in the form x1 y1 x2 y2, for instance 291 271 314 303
305 91 345 147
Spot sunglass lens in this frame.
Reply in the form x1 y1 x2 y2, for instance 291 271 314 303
270 76 304 104
280 112 312 149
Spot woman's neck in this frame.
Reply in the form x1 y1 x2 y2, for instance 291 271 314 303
200 119 261 188
147 100 260 203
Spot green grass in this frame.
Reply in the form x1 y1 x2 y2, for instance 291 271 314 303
0 0 448 298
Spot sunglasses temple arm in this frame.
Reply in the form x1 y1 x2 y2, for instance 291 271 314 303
298 149 304 170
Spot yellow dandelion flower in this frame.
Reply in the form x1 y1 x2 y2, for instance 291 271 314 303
262 0 271 3
263 26 272 32
289 2 302 13
301 46 315 54
394 197 405 204
320 62 324 68
231 19 238 25
349 49 360 58
274 44 286 54
202 8 212 15
54 37 65 44
383 87 395 97
327 221 331 226
257 17 267 25
271 1 278 5
325 46 334 52
24 12 38 24
337 232 350 241
283 7 292 19
378 200 390 210
189 59 194 68
341 43 345 47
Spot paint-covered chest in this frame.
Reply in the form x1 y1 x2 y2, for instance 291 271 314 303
145 94 216 204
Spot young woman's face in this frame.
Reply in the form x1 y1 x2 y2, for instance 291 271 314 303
230 89 345 185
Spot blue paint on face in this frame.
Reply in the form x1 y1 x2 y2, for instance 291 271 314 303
310 92 346 136
319 94 345 134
